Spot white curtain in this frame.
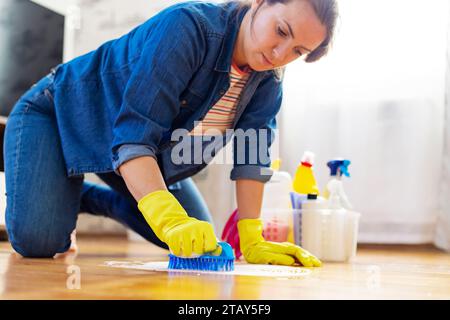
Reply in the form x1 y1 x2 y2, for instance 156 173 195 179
438 5 450 251
280 0 450 248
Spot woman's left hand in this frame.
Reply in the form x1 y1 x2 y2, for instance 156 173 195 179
237 218 322 267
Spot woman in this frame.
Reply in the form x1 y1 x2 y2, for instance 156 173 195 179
4 0 337 266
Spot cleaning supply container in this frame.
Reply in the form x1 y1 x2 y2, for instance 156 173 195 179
261 208 295 243
301 206 360 262
300 158 361 262
260 159 295 243
290 192 307 246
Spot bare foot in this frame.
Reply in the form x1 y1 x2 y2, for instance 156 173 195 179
68 229 78 253
54 230 78 259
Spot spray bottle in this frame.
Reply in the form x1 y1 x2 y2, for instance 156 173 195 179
323 159 353 210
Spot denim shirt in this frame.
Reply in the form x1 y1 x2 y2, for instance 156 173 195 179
50 0 283 186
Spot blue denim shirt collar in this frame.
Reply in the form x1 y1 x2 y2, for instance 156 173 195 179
214 4 249 73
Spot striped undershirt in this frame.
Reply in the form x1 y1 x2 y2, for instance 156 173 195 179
189 61 252 136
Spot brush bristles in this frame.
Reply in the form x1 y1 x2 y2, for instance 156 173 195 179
168 255 235 272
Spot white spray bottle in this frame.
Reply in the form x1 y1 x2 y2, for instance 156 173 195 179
323 159 353 210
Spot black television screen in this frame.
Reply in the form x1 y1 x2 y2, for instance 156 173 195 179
0 0 64 116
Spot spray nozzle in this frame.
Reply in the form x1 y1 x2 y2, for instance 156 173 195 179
301 151 315 166
339 163 350 177
327 159 351 178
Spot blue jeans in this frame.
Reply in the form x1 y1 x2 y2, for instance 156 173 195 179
3 73 213 258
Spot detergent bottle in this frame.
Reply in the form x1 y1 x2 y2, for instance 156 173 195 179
292 151 320 197
261 159 292 209
323 159 353 210
260 159 295 243
291 151 324 246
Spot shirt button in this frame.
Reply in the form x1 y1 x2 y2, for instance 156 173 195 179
181 100 187 105
219 90 225 95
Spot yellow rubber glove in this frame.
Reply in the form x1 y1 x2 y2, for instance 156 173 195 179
138 190 220 257
237 218 322 267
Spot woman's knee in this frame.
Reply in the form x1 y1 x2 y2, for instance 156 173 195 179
8 225 70 258
5 197 77 258
5 187 79 258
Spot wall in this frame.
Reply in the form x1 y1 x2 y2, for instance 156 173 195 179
437 5 450 251
280 0 449 245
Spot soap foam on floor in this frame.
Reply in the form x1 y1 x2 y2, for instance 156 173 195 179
103 261 312 278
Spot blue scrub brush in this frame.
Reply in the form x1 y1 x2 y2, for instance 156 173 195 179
168 241 235 272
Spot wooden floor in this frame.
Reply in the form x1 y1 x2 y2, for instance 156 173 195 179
0 235 449 300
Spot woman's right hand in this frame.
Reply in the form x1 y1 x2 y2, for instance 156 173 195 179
138 190 220 257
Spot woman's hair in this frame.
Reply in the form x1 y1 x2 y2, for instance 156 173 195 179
232 0 339 65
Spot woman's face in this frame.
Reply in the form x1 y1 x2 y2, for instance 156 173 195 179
239 0 327 71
